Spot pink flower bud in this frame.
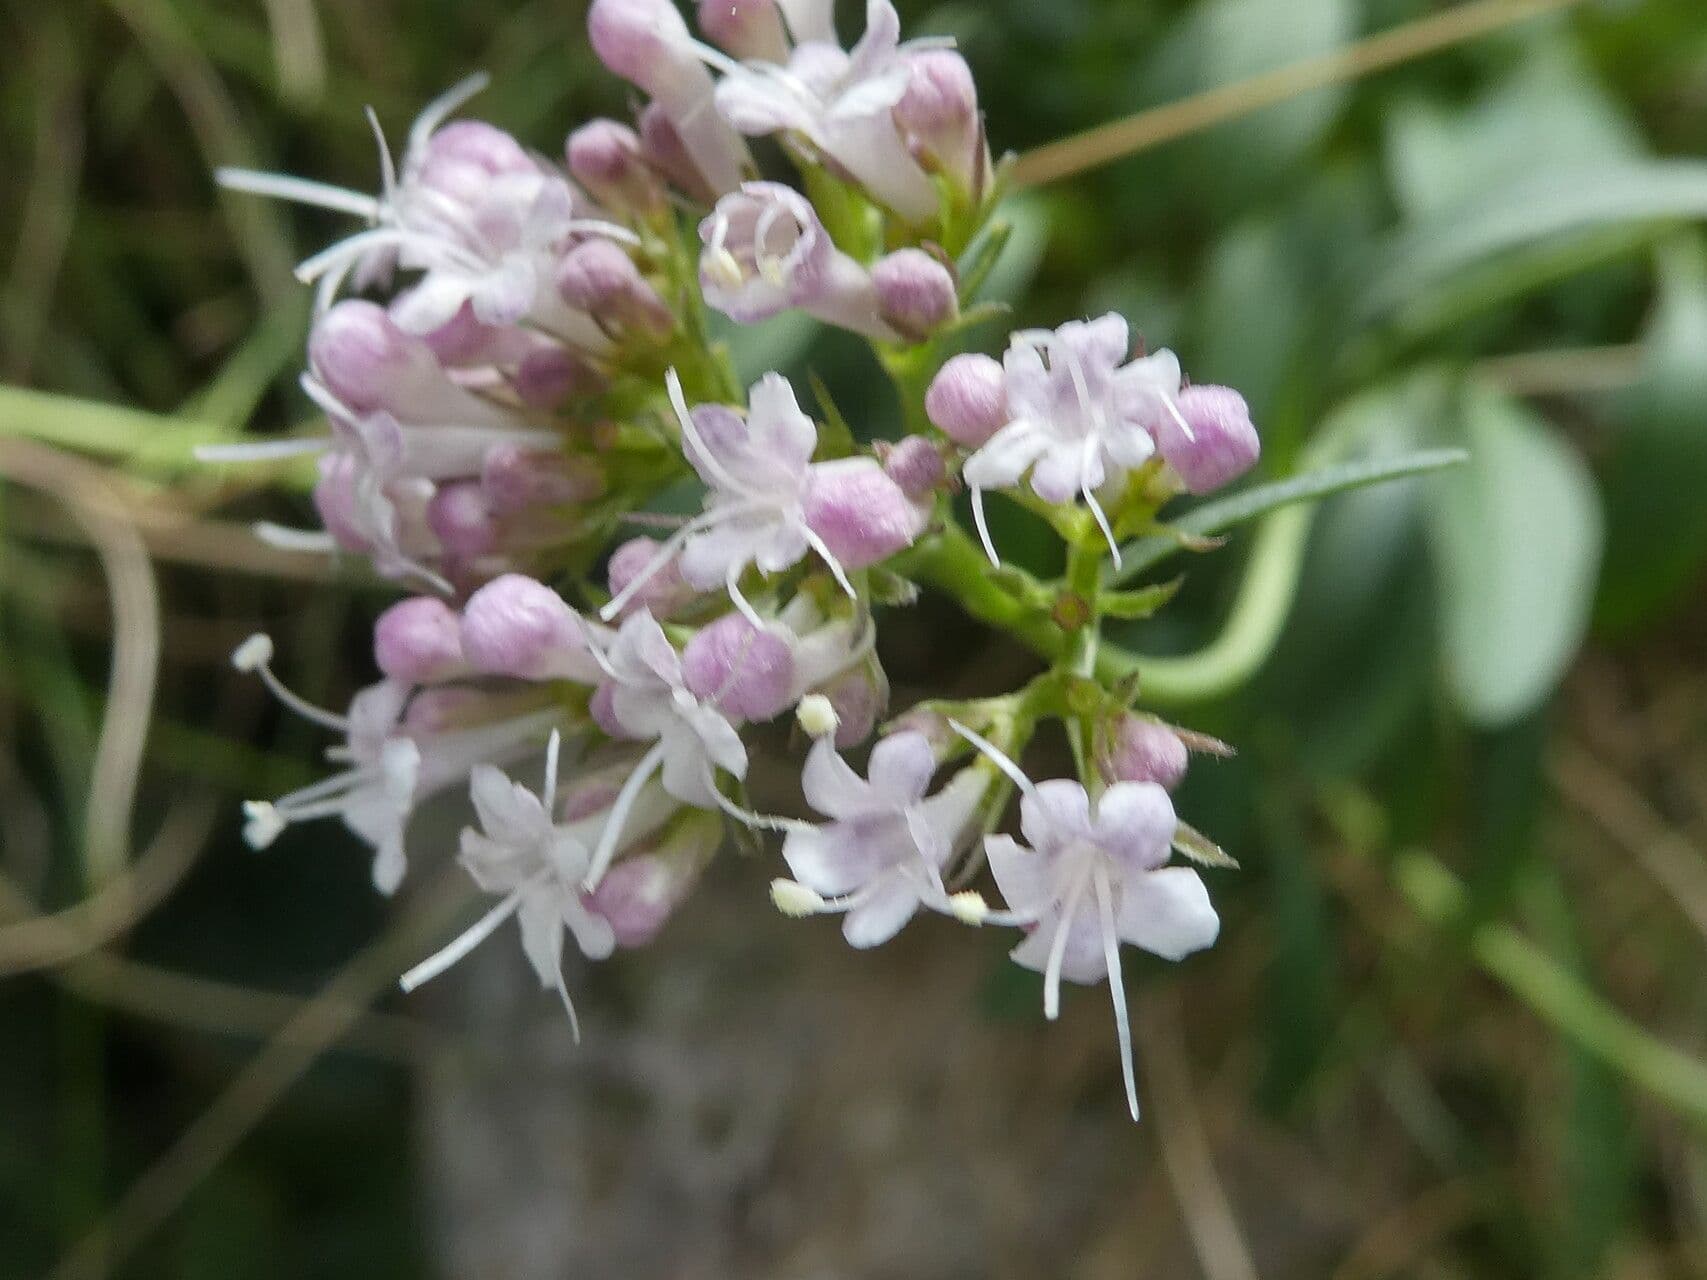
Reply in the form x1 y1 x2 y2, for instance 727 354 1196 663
587 0 689 84
566 119 665 216
1155 385 1261 495
373 597 466 684
872 249 959 341
895 51 981 186
308 301 443 416
607 536 697 619
802 458 928 570
460 574 599 682
696 0 789 60
586 811 719 946
881 435 946 499
556 239 674 338
681 613 797 723
409 122 541 214
426 481 499 558
886 706 953 755
925 353 1008 447
1100 715 1189 791
482 444 603 514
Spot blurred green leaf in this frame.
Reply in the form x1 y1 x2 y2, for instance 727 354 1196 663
1427 383 1602 727
1357 160 1707 328
1594 237 1707 635
1384 41 1643 223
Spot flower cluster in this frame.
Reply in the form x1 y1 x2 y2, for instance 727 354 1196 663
214 0 1261 1121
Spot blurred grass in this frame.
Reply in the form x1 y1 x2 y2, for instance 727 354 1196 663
2 0 1707 1276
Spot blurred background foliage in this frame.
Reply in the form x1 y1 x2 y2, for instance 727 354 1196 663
3 0 1707 1276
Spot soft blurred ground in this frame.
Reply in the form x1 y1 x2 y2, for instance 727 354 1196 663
3 0 1707 1277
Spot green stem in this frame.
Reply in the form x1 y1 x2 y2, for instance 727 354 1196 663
1395 849 1707 1130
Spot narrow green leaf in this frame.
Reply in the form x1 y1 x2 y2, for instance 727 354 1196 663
1110 448 1468 586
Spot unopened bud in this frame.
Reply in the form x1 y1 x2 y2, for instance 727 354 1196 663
801 458 929 570
872 249 959 341
881 435 946 500
925 353 1008 447
1155 385 1260 495
566 119 665 216
682 612 797 723
696 0 788 60
374 597 466 684
1100 714 1190 791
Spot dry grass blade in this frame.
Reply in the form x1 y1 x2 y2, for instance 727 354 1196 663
45 867 473 1280
0 440 160 887
1140 988 1260 1280
1013 0 1589 189
1550 740 1707 946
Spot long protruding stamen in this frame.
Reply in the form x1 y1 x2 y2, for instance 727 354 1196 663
234 636 352 734
948 720 1038 801
1095 865 1140 1121
598 508 728 621
1042 868 1092 1021
407 72 494 159
399 883 528 992
542 730 563 815
666 368 763 502
1081 437 1123 567
215 168 382 219
799 525 856 599
971 486 1001 566
583 740 668 889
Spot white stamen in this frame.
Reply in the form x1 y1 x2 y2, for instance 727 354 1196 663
796 694 839 739
1095 865 1140 1121
399 882 528 992
948 720 1037 800
583 740 668 889
971 486 1000 566
407 72 493 159
215 168 382 219
1042 867 1092 1021
241 800 286 849
948 891 988 926
251 523 339 553
232 633 275 672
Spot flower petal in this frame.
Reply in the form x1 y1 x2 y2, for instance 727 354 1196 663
1116 866 1219 961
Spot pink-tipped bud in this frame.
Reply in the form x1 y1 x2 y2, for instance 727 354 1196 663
373 597 466 684
607 536 697 619
556 239 674 339
1100 715 1190 791
460 574 599 682
409 122 540 213
309 300 443 415
881 435 946 500
482 444 603 515
587 0 690 84
895 51 981 185
681 613 797 723
638 104 715 203
802 458 928 570
1155 385 1261 495
566 119 665 216
696 0 789 59
872 249 959 341
925 353 1008 447
426 481 499 558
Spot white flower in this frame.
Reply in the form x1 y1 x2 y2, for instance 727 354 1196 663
234 635 563 894
958 723 1220 1120
581 610 750 887
710 0 942 223
601 371 925 626
397 733 674 1032
217 75 634 334
775 731 987 946
963 315 1189 566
